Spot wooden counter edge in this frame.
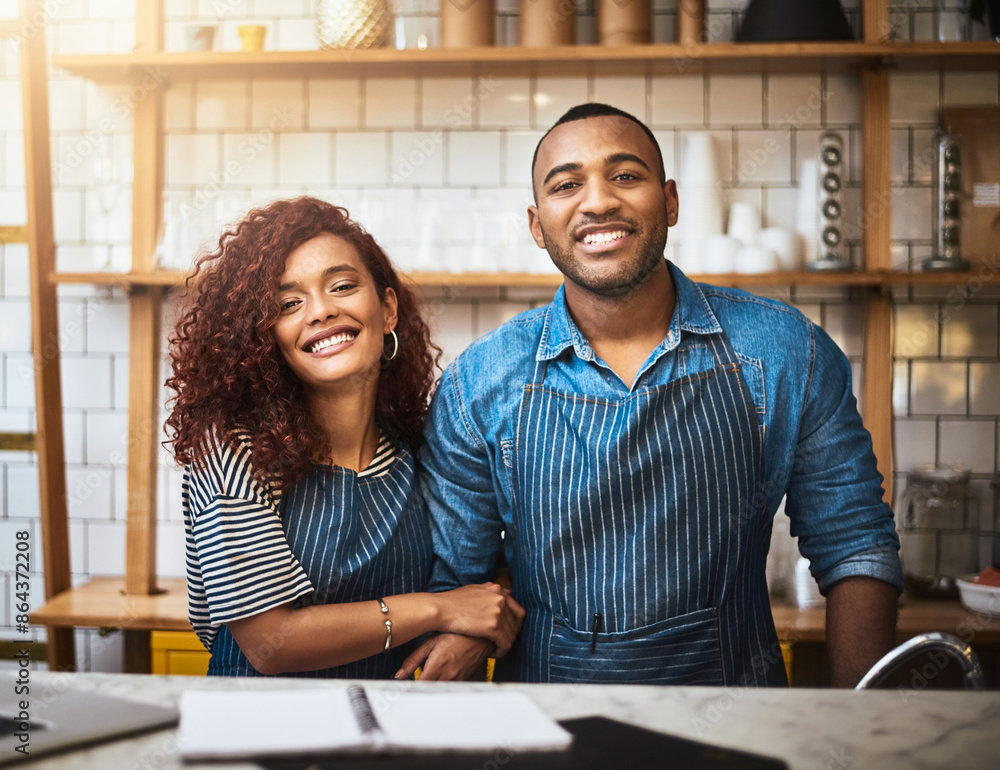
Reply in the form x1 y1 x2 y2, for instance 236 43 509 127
770 594 1000 644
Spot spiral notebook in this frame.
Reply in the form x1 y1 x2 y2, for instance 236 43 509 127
177 686 573 761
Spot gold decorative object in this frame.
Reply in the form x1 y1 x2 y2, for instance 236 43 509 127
317 0 394 49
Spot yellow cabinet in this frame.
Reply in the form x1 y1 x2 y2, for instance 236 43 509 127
150 631 210 676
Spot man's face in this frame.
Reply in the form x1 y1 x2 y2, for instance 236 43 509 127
528 115 679 297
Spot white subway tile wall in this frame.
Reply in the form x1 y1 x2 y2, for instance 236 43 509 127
0 1 998 671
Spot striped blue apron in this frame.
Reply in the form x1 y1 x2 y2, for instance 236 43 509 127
497 329 784 686
208 448 432 678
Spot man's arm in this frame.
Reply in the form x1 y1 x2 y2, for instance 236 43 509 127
396 633 494 681
414 363 510 680
825 576 898 687
783 324 903 686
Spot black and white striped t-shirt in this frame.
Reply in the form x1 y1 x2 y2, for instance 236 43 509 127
182 430 398 650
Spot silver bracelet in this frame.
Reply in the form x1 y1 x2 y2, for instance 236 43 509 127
378 598 391 652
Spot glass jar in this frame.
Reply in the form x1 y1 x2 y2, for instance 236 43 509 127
899 464 979 597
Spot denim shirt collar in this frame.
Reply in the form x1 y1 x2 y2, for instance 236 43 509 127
536 261 725 363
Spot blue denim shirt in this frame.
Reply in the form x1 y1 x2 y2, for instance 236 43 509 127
422 262 903 598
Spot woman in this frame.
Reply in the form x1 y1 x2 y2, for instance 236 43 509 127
166 196 523 678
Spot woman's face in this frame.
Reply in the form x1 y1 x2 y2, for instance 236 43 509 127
273 232 397 397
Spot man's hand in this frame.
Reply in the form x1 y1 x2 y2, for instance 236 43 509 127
395 633 494 681
826 576 898 687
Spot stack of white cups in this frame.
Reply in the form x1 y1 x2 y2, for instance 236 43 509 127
701 202 802 274
677 133 724 274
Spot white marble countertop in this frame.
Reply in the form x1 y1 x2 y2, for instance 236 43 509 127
9 671 1000 769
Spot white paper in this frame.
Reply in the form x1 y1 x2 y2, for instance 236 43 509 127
177 687 572 759
374 691 572 751
178 689 368 759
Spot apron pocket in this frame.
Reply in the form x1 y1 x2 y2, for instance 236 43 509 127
549 608 724 685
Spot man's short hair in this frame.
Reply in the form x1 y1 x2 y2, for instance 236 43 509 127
531 103 667 199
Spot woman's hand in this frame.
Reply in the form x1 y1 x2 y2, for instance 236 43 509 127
433 583 525 657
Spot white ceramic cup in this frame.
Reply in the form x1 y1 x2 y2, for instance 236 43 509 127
727 202 761 248
700 234 740 274
758 226 801 271
735 245 779 274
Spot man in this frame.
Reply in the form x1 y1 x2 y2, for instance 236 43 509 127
404 103 902 687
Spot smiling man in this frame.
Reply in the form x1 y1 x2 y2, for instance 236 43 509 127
411 103 903 688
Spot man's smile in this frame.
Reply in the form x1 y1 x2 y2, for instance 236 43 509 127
575 222 635 253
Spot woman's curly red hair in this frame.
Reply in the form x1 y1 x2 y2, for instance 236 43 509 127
165 196 440 488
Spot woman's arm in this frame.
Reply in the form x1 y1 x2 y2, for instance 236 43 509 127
227 583 523 676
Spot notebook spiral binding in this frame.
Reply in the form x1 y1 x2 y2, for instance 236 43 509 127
346 685 381 735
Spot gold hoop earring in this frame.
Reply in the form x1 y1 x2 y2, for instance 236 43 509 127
382 329 399 363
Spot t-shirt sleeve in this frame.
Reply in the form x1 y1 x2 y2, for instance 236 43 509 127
186 433 314 626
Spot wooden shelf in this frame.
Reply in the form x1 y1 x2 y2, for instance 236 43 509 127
771 593 1000 644
29 577 190 632
881 41 1000 72
49 41 1000 82
49 268 993 290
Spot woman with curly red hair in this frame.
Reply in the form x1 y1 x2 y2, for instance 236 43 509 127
166 196 523 678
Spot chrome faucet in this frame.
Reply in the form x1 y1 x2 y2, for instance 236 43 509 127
856 632 986 690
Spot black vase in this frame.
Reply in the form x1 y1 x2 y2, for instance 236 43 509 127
735 0 855 42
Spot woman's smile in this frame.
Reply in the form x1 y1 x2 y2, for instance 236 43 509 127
303 325 359 355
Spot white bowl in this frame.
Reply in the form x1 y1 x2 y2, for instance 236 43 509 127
956 574 1000 616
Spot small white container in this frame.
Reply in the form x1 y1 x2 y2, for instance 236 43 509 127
758 226 801 271
700 234 740 274
735 245 779 274
956 574 1000 616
